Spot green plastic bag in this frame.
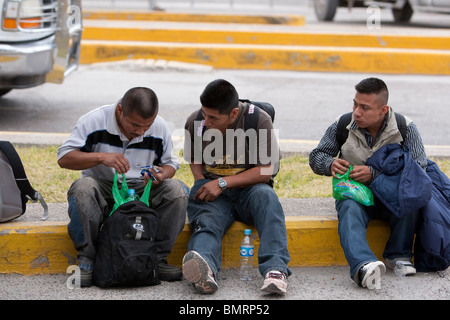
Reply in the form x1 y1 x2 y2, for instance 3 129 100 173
109 171 152 216
332 166 374 206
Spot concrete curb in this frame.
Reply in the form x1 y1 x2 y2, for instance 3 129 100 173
76 10 450 75
0 203 391 275
79 40 450 75
82 9 306 25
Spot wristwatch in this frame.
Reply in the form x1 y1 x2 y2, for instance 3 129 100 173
218 177 227 191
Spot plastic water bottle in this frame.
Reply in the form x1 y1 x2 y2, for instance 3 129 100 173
127 189 136 201
240 229 254 281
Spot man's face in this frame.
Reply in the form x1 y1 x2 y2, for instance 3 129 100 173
201 106 238 134
116 104 156 140
352 92 389 131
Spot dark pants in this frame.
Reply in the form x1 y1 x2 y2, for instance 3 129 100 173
67 176 188 267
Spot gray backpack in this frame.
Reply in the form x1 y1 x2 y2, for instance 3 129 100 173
0 141 48 222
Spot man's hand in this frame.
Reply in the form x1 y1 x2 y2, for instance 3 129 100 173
143 166 166 186
194 179 223 202
330 159 350 178
349 165 373 184
58 150 130 173
100 153 130 174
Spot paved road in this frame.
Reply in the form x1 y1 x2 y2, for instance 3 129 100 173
1 2 449 146
1 68 449 146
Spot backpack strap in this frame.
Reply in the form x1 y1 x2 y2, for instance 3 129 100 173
394 112 407 142
336 112 353 148
336 111 407 148
0 141 48 220
242 102 261 131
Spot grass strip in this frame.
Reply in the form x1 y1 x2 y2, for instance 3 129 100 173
14 145 450 203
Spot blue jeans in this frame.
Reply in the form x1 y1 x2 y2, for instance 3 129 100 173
187 179 291 278
336 198 419 279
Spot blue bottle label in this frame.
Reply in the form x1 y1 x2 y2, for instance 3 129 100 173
240 246 254 257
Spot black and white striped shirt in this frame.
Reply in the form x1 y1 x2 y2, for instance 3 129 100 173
309 116 427 177
57 103 179 183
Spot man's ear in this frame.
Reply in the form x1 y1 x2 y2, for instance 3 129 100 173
380 104 389 115
116 103 124 116
230 107 239 121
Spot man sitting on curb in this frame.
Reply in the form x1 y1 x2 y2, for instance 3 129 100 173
182 79 291 295
57 87 188 286
309 78 427 289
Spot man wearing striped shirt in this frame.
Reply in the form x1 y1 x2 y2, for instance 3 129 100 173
58 87 188 286
309 78 426 290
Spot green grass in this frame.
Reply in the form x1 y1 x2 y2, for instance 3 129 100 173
14 145 450 203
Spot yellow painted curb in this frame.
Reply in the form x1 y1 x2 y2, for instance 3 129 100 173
80 41 450 75
0 217 390 275
0 221 77 275
82 26 450 50
82 10 305 25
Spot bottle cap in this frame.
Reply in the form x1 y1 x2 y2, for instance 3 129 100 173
244 229 251 235
128 189 135 194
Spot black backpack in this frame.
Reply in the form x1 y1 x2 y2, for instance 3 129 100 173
336 111 407 148
0 141 48 222
93 200 160 288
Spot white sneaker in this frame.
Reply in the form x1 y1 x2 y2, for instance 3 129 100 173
260 270 287 294
356 261 386 290
385 258 416 276
182 251 218 294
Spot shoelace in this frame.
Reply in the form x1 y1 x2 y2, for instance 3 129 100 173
267 272 285 280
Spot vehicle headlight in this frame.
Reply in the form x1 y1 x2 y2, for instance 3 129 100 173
2 0 56 31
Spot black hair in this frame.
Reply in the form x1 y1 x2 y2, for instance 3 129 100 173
355 77 389 106
200 79 239 115
121 87 159 119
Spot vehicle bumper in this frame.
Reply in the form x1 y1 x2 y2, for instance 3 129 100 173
0 36 55 88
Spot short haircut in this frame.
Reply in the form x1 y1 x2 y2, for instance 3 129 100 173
355 77 389 106
200 79 239 115
121 87 159 119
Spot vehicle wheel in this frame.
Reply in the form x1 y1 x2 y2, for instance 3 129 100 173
0 89 11 97
313 0 339 21
392 1 413 23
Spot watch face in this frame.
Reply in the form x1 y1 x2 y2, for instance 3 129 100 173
219 178 226 188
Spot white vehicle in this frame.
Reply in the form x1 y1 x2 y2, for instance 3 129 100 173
0 0 82 96
314 0 450 22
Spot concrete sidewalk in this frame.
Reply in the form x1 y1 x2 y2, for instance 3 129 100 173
2 201 450 300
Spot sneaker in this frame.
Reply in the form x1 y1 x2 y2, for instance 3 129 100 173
158 260 183 281
182 251 218 294
260 271 287 294
385 258 416 276
79 268 93 288
355 261 386 290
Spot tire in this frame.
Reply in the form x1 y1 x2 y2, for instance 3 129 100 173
0 89 12 97
392 1 413 23
313 0 339 21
